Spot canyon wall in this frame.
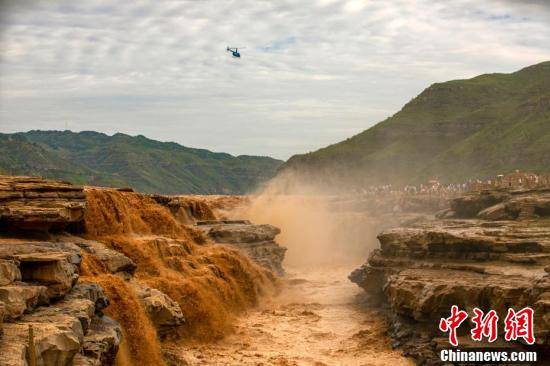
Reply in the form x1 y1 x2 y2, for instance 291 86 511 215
0 176 285 366
0 177 121 366
350 188 550 364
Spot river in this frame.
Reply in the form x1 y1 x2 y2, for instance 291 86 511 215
179 265 414 366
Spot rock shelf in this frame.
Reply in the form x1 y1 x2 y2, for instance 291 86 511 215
350 189 550 364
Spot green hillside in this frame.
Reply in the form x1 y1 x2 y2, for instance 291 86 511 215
280 61 550 189
0 131 282 194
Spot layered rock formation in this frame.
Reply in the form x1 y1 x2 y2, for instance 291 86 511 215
0 176 86 230
350 189 550 365
82 187 279 364
0 176 281 366
152 193 286 275
196 220 286 275
445 188 550 221
0 176 121 366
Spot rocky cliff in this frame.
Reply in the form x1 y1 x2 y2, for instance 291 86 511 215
0 177 121 366
350 189 550 364
0 176 86 231
0 176 285 366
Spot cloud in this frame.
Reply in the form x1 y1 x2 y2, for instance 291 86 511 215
0 0 549 159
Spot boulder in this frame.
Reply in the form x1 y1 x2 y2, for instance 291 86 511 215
77 316 122 366
26 298 95 335
0 326 28 365
0 316 82 366
65 283 110 313
0 177 123 365
0 259 21 286
75 239 137 275
477 202 511 220
0 240 81 266
448 189 550 220
385 269 533 321
450 190 509 218
0 284 49 321
506 193 550 219
197 221 286 275
131 282 184 334
203 223 280 243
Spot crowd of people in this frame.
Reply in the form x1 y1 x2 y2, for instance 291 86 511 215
468 170 550 191
356 171 550 198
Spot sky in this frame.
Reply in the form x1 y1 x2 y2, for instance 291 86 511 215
1 0 549 160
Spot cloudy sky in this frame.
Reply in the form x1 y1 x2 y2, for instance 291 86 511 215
1 0 549 160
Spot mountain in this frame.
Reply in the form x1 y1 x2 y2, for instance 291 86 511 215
280 61 550 189
0 131 282 194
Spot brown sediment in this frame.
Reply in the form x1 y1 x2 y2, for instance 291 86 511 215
79 251 107 277
95 274 165 366
79 253 165 366
178 266 414 365
153 195 218 224
83 188 189 238
113 338 132 366
80 188 276 364
177 194 251 219
100 234 274 339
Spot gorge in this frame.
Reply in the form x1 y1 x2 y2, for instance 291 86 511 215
1 173 549 365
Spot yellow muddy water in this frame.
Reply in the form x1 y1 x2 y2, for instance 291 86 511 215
177 265 414 366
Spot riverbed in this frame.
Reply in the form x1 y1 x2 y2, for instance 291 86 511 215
179 265 414 366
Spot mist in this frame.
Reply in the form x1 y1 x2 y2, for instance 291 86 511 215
232 172 383 268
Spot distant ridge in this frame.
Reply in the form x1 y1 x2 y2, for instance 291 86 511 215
0 130 282 194
279 61 550 189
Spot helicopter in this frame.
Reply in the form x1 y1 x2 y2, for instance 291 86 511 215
226 47 244 58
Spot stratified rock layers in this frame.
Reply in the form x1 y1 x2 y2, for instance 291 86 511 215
197 220 286 275
0 176 121 366
81 187 280 364
350 189 550 365
0 176 86 230
0 176 282 366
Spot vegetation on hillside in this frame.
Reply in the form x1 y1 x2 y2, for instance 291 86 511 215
280 61 550 188
0 131 282 194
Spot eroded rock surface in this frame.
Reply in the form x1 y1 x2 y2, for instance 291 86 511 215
0 176 282 365
131 281 185 335
0 176 86 230
197 220 286 275
0 283 118 366
74 238 137 275
350 190 550 365
446 188 550 220
0 176 121 366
